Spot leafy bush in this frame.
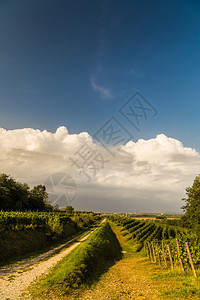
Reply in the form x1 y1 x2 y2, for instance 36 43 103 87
46 214 63 237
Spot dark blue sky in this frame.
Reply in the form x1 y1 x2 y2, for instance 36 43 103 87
1 0 200 149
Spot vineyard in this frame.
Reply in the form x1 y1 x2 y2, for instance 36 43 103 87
1 214 200 299
108 215 200 276
0 210 101 263
0 211 100 231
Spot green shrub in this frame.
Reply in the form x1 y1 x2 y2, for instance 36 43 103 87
46 214 63 237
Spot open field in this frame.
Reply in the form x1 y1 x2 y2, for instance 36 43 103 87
0 213 200 299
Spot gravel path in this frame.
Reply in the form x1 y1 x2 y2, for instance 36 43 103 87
0 231 88 278
0 227 98 300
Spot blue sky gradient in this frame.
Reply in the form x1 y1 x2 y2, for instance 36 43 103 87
0 0 200 149
1 1 200 212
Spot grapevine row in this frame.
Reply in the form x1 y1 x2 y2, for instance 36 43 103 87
108 215 200 267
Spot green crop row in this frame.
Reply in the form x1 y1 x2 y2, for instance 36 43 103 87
108 215 200 267
30 222 122 297
0 211 101 232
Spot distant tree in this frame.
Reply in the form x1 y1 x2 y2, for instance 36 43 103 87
28 185 49 211
64 205 74 215
0 174 29 210
182 174 200 234
0 174 54 211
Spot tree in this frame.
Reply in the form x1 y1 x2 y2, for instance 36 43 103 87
0 174 29 210
182 174 200 234
0 174 53 211
28 185 49 211
64 205 74 215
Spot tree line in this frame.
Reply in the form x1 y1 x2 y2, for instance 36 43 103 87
0 173 52 211
0 172 200 236
181 173 200 236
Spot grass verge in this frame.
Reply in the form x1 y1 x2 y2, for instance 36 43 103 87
152 268 200 299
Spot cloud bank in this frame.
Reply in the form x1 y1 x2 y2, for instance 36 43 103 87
0 126 199 212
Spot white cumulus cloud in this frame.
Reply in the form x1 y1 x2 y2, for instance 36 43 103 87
0 126 199 212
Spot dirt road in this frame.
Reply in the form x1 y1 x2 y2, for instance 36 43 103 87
67 223 184 300
0 225 101 300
